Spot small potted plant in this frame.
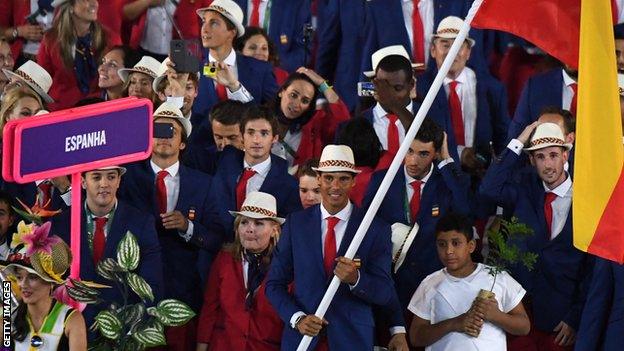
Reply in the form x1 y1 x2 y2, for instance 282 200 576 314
468 217 537 337
66 232 195 350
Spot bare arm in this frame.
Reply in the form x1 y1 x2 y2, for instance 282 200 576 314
409 312 482 347
65 310 87 350
123 0 161 21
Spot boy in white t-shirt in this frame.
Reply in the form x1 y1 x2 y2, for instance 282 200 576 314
408 213 530 350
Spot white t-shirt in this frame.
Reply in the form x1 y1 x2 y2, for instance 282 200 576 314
408 263 525 351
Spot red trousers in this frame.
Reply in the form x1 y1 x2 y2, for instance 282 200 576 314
149 318 198 351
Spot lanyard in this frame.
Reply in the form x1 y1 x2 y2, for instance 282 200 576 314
85 202 116 251
262 0 272 30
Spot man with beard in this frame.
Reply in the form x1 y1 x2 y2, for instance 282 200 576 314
480 122 593 350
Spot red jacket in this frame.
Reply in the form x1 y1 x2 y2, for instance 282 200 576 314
98 0 124 43
0 0 32 59
197 250 283 351
124 0 212 49
292 99 350 166
37 29 121 111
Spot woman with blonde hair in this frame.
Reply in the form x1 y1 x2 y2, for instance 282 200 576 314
37 0 120 110
0 88 43 133
197 192 285 351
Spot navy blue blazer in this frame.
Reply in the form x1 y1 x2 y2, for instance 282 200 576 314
479 148 593 332
575 257 624 351
3 181 68 215
363 162 471 307
208 146 302 242
118 160 219 311
192 54 279 125
314 0 367 112
183 143 221 176
51 200 164 329
360 0 489 78
265 204 394 350
507 68 564 140
416 66 510 155
234 0 311 72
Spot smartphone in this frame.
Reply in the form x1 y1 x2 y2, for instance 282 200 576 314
170 39 201 73
357 81 376 97
154 122 174 139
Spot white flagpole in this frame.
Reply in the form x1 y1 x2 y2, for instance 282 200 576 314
296 0 485 350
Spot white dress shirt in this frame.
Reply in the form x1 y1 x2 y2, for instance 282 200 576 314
243 156 272 195
443 67 477 154
561 69 577 112
543 174 572 240
140 0 177 55
246 0 271 28
319 202 353 256
271 130 303 167
372 101 412 150
150 160 194 240
401 0 434 65
404 163 433 202
207 49 254 102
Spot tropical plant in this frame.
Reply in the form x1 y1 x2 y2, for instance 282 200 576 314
13 195 61 225
66 231 195 350
484 217 538 292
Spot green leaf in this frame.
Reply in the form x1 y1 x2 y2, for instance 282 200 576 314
155 299 196 326
94 310 122 340
66 285 99 304
97 258 126 281
127 272 154 302
132 325 166 347
117 231 140 271
119 304 145 327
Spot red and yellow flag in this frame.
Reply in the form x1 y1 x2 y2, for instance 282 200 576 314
574 0 624 263
474 0 624 262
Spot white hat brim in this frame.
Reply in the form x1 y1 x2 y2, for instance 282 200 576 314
433 34 476 47
312 166 362 174
524 142 573 152
196 8 245 38
3 69 54 104
118 68 157 84
363 63 425 78
228 210 285 224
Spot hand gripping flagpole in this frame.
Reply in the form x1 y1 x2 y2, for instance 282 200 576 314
296 1 484 349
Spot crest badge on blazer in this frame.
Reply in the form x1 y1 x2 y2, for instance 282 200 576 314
280 34 288 45
431 205 440 217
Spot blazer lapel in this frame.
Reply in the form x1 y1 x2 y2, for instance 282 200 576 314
103 201 126 260
303 206 325 278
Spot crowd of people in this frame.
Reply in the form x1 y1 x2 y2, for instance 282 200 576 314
0 0 623 350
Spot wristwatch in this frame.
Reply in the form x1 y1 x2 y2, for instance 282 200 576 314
294 315 305 329
11 28 18 40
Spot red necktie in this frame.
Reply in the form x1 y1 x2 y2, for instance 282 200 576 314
250 0 261 26
448 80 465 145
216 83 228 101
411 0 425 63
38 182 53 209
387 114 400 155
236 168 257 210
156 170 169 214
324 216 340 276
409 180 422 223
612 0 618 23
569 83 578 116
544 192 557 239
93 217 108 264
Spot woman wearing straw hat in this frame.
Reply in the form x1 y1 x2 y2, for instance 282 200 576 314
118 55 161 106
2 221 87 350
197 192 285 351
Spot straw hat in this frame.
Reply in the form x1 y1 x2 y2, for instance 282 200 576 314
89 166 127 175
196 0 245 38
153 102 192 138
2 60 53 103
51 0 70 7
313 145 361 174
152 58 171 93
117 56 161 83
618 73 624 97
524 122 573 151
2 221 71 284
433 16 476 47
363 45 424 78
229 192 285 224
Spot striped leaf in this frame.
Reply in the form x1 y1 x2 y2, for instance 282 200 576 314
127 272 154 303
155 299 196 326
94 310 122 340
132 326 166 347
117 231 140 271
96 258 124 282
119 304 145 327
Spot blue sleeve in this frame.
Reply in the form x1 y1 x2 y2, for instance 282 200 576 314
489 80 511 155
261 65 279 104
359 2 377 81
479 148 521 210
188 177 224 252
575 258 613 350
350 221 393 306
265 216 304 323
438 161 472 217
508 79 531 141
138 214 165 304
314 0 340 80
564 254 595 331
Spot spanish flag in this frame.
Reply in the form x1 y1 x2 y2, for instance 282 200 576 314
473 0 624 263
574 0 624 263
